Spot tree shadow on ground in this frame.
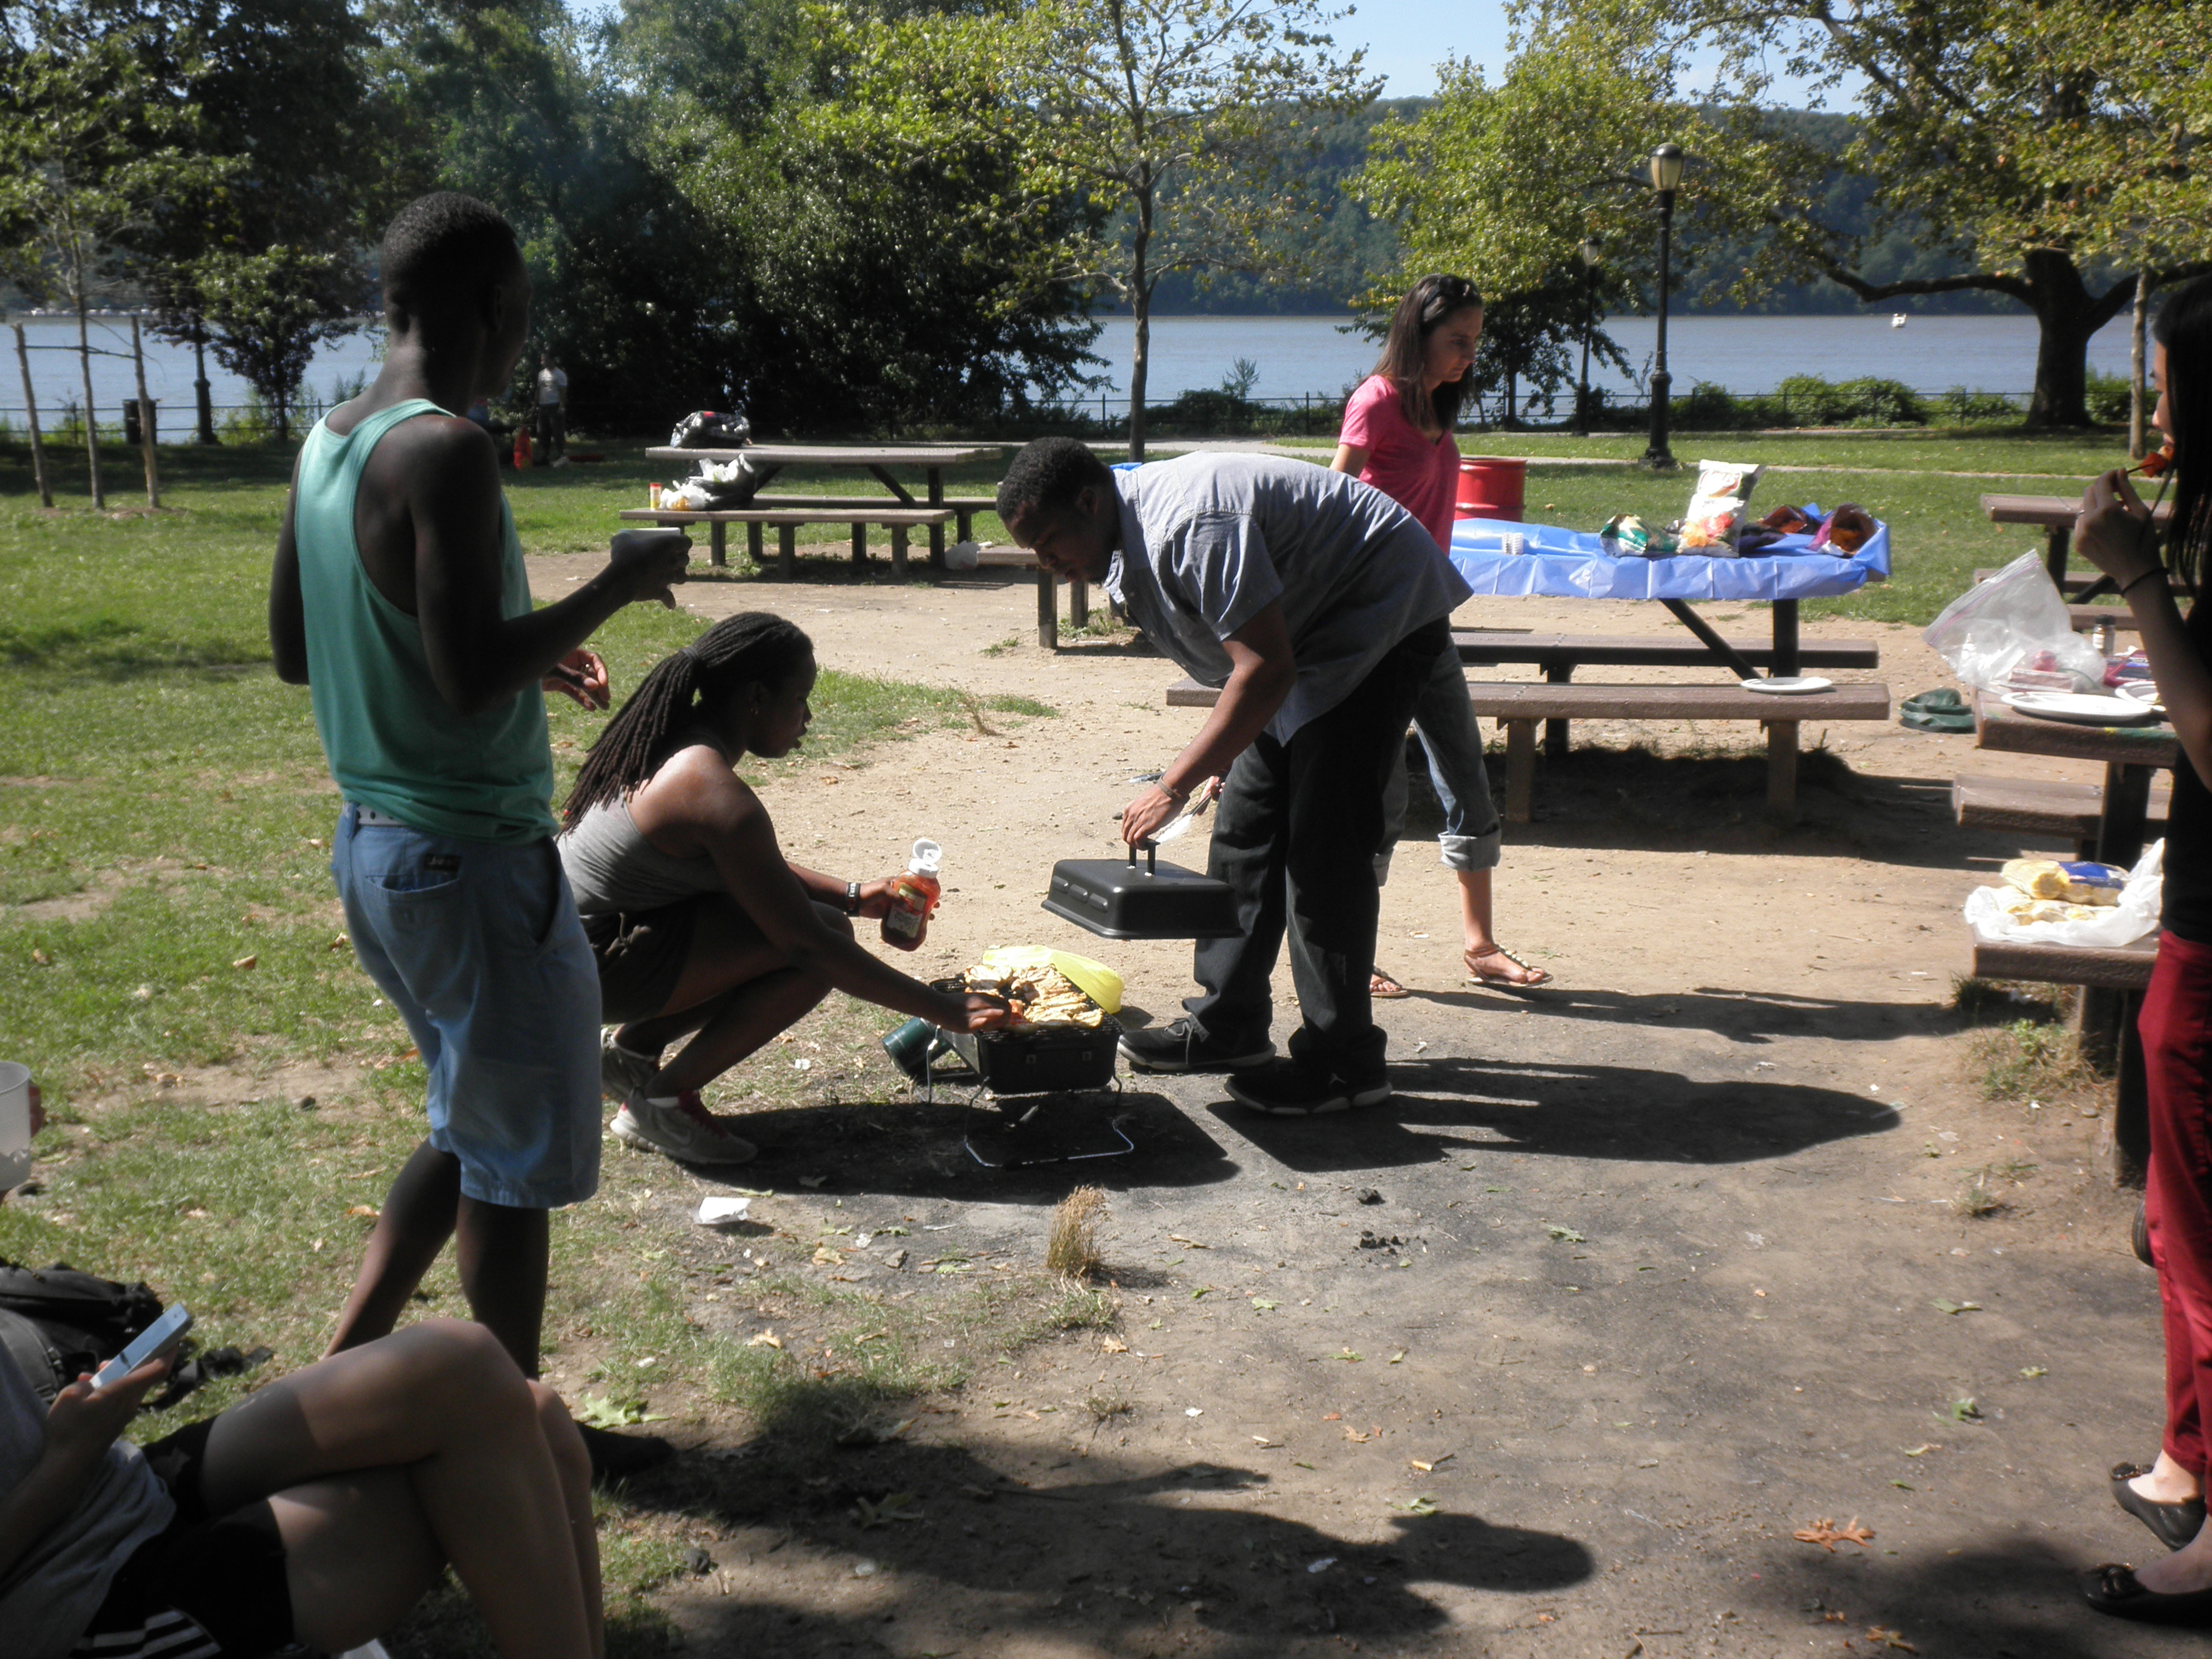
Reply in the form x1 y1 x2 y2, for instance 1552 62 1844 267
710 1084 1240 1204
1743 1536 2158 1659
621 1442 1593 1653
1200 1054 1899 1175
1405 983 1947 1045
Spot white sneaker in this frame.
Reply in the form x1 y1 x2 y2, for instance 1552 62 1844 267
600 1031 659 1102
612 1090 758 1165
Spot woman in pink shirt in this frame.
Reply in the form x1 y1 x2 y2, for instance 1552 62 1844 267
1331 274 1550 992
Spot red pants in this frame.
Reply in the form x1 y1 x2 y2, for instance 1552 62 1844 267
2143 930 2212 1472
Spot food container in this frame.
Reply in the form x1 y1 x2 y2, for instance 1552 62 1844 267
1041 845 1241 940
927 981 1120 1094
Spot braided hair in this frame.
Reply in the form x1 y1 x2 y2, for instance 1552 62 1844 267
563 612 814 826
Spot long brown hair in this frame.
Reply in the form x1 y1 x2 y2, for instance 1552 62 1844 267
1372 275 1483 435
2155 275 2212 593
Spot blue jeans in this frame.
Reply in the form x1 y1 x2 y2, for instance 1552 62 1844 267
1376 643 1505 884
332 806 603 1209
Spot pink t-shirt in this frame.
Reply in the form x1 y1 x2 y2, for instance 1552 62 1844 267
1338 374 1460 550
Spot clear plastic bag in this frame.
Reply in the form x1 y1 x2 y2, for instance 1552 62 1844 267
1923 550 2107 693
1963 839 2162 948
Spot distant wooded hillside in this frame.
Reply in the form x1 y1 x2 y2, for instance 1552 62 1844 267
1129 105 2040 317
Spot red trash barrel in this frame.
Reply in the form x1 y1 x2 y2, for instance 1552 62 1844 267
1455 456 1526 521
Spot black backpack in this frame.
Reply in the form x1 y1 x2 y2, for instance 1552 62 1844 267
0 1259 162 1405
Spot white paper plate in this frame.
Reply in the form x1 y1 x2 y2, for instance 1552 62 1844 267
2116 681 2164 708
2002 692 2161 725
1739 676 1834 695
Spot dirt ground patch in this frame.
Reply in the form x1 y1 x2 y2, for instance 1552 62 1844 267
491 547 2163 1658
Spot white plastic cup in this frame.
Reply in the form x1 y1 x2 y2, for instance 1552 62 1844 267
945 540 981 571
0 1062 33 1190
1501 532 1527 557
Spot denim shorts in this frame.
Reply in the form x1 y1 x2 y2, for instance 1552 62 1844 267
332 806 603 1209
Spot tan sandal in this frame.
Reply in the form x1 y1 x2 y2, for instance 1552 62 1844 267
1466 945 1551 989
1370 968 1411 1000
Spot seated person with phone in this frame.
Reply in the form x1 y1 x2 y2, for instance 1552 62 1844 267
1 1317 603 1659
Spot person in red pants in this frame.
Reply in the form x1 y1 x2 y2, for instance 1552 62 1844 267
2075 271 2212 1624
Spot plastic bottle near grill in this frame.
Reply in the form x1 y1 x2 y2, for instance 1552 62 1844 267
881 839 943 944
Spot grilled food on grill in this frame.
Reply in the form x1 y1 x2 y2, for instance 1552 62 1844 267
959 964 1105 1028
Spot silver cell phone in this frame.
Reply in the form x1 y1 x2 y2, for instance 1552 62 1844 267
90 1304 192 1390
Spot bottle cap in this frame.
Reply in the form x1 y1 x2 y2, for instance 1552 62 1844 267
910 839 942 875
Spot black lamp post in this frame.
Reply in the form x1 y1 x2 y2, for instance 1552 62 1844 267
1642 142 1684 470
1576 235 1601 436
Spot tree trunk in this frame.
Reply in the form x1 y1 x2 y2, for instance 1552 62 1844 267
2130 270 2150 460
13 323 53 510
75 300 104 510
1127 182 1152 463
2021 249 2104 429
132 317 160 510
193 332 216 445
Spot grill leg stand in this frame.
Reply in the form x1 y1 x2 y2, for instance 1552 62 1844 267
1503 719 1536 823
709 521 726 569
1765 720 1799 822
778 523 796 580
1038 570 1057 649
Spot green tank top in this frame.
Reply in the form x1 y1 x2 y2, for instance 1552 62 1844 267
293 399 557 845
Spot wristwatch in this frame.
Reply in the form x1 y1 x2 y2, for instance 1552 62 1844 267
845 881 862 916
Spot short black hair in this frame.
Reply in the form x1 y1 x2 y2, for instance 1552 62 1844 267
380 192 520 313
996 436 1114 525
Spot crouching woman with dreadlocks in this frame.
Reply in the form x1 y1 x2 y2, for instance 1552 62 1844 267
558 613 1010 1166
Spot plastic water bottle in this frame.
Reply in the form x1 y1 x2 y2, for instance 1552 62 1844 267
881 840 943 944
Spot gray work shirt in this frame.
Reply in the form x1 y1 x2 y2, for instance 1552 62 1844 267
1105 454 1471 741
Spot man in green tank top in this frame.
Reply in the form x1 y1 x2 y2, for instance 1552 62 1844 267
269 193 687 1478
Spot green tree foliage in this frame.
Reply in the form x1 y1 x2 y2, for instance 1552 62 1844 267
194 245 360 442
1006 0 1377 455
0 1 229 503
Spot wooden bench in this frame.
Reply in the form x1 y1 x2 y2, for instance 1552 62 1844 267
619 505 952 578
747 494 1001 541
1952 773 2170 858
969 545 1090 649
1970 933 2153 1185
1168 676 1892 821
1454 630 1880 755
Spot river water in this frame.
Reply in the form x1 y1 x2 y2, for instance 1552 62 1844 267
2 309 2145 425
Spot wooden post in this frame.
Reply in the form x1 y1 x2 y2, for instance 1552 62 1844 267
12 323 52 508
1070 580 1090 630
1503 720 1536 823
708 521 726 569
130 317 159 510
746 522 763 566
778 523 796 580
926 470 946 564
890 524 908 578
851 522 867 566
1037 566 1056 649
1765 720 1799 820
1543 662 1572 759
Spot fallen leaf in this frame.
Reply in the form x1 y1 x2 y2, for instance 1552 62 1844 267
345 1204 379 1219
1866 1628 1917 1653
748 1330 784 1349
1546 1225 1585 1243
853 1492 925 1529
1901 1443 1938 1457
575 1393 668 1429
812 1246 847 1267
1336 1349 1363 1363
1388 1349 1408 1364
1321 1413 1342 1422
1793 1517 1874 1552
1931 1299 1981 1316
1190 1287 1212 1300
1251 1298 1279 1311
1396 1495 1438 1515
30 948 49 966
2019 1365 2048 1379
231 954 258 971
1100 1337 1129 1354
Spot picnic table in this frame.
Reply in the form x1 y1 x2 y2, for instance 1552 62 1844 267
1971 693 2177 1185
1445 516 1893 819
1981 492 2171 587
644 442 1004 565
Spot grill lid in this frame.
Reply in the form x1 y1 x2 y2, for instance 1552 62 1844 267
1041 844 1241 940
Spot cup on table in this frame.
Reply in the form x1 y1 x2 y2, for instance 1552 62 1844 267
0 1062 35 1191
1501 532 1527 557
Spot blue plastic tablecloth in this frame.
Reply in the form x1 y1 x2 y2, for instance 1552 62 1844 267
1447 510 1890 603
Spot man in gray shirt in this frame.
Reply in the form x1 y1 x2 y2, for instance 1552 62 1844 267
996 439 1471 1114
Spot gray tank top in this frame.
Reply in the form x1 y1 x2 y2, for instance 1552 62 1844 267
559 799 723 915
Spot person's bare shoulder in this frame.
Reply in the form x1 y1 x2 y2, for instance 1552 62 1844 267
637 744 768 837
363 408 501 498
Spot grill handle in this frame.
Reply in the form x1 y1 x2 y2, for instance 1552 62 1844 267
1127 843 1158 875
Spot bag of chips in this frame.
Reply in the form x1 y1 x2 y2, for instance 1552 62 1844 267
1676 459 1764 552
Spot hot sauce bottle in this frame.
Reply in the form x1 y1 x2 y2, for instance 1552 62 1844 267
881 840 943 945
